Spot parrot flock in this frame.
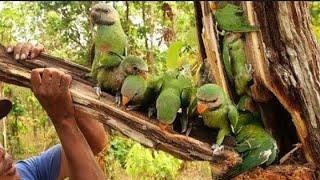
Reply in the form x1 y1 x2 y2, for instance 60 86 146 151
89 2 278 178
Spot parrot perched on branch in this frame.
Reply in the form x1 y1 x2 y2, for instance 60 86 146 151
90 3 128 99
96 56 148 105
222 33 253 96
121 74 162 117
214 3 259 33
196 84 238 146
156 70 193 132
225 96 278 178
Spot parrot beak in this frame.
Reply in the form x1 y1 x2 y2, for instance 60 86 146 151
210 2 217 11
159 122 168 131
122 96 130 106
197 102 208 114
139 72 148 80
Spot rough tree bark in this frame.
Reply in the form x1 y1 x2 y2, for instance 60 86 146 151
244 1 320 168
194 1 320 179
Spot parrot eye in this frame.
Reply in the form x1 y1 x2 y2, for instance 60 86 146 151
133 66 138 71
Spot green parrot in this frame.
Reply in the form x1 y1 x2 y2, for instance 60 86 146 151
225 97 278 178
225 125 278 178
90 3 128 99
121 74 162 117
156 70 193 132
232 95 262 134
214 3 259 32
196 84 238 145
96 56 148 104
222 33 252 95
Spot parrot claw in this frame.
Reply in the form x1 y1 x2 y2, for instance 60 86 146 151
211 144 225 155
126 105 140 111
147 107 156 118
246 63 254 74
83 73 91 79
94 86 102 98
115 94 121 107
185 125 192 137
215 22 225 37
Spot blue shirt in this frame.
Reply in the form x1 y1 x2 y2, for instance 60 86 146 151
15 144 62 180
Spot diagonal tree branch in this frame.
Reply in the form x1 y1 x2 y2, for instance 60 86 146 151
0 44 240 167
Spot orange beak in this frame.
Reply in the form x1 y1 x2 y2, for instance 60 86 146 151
210 2 217 11
139 72 148 80
197 102 208 114
159 122 168 131
122 96 130 106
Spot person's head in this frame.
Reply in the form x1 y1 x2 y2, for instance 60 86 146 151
0 99 19 180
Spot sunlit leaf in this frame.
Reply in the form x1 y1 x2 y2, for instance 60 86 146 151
166 41 184 69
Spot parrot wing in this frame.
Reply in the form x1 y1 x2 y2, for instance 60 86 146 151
225 149 269 178
215 3 259 32
235 137 261 152
222 37 234 86
227 105 239 133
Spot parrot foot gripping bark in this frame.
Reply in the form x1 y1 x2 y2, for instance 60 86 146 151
211 144 225 156
115 92 122 107
94 86 102 99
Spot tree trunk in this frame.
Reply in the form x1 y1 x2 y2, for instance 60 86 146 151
195 1 319 178
245 1 320 167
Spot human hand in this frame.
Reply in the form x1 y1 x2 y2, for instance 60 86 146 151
6 42 44 60
31 68 75 126
0 144 16 177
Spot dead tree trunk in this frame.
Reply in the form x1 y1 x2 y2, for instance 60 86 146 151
196 1 319 178
245 1 320 167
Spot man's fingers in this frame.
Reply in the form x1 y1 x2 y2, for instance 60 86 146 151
42 69 52 86
6 45 13 53
30 44 44 59
51 70 62 89
60 74 72 90
4 165 16 176
20 43 33 60
31 69 43 91
13 43 23 60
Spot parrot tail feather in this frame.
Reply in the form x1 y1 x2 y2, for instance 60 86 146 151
224 151 264 179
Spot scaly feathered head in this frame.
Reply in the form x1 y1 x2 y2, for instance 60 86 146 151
91 3 119 25
196 84 226 114
121 56 148 77
121 75 146 106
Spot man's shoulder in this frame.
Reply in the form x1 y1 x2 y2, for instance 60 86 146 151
16 144 62 180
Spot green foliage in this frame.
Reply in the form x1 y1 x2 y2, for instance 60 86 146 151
11 98 25 117
2 84 12 97
152 151 182 179
311 2 320 42
126 144 156 179
166 41 184 70
110 136 134 168
125 143 182 179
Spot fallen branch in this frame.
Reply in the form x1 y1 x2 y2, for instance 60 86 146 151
0 44 240 167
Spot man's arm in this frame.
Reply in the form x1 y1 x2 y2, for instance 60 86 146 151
30 68 106 180
7 43 108 156
74 109 108 155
